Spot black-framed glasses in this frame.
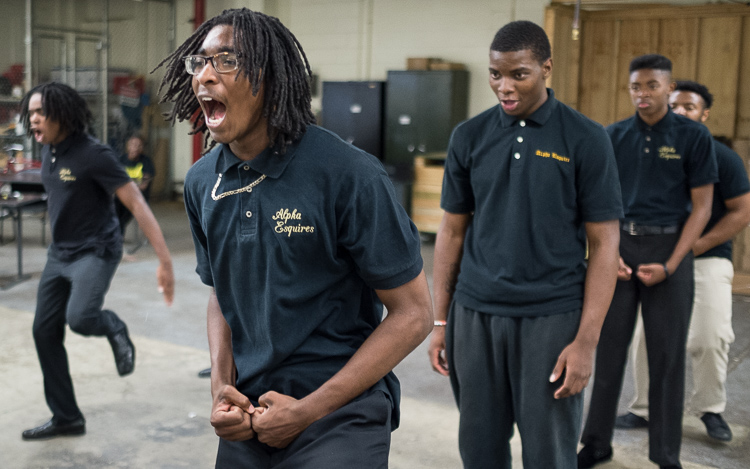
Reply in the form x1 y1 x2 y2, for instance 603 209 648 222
184 52 240 75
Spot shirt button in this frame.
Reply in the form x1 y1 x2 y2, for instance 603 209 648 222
514 153 521 159
51 157 56 163
243 165 250 170
644 148 650 153
646 136 651 142
517 136 523 143
519 120 526 127
245 211 252 218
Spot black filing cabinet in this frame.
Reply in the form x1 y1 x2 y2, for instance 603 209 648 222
321 81 385 160
384 70 469 181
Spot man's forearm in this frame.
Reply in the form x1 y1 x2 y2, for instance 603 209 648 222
295 272 433 425
576 220 620 347
207 290 236 394
666 208 710 272
694 193 750 256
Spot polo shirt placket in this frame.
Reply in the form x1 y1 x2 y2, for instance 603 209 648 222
237 162 260 236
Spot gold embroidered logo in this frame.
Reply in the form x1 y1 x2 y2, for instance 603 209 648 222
272 208 315 237
535 149 570 163
658 146 681 160
59 168 76 182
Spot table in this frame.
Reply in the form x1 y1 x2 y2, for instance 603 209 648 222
0 193 47 289
0 169 44 192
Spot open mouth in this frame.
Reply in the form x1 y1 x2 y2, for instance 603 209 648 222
201 97 227 128
501 100 519 112
31 128 43 142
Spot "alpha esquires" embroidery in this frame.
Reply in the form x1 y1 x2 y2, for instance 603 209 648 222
272 208 315 237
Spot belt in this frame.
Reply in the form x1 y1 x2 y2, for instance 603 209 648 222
621 221 681 236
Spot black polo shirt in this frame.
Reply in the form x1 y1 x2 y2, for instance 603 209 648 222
184 125 423 428
608 110 718 226
700 140 750 261
41 132 131 261
441 89 623 317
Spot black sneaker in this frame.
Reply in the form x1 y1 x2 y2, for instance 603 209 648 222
577 445 612 468
614 412 648 429
701 412 732 442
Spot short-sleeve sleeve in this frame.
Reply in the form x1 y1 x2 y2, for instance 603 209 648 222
337 172 423 290
575 124 623 222
91 145 132 194
184 168 214 287
687 127 718 188
441 125 475 214
717 143 750 201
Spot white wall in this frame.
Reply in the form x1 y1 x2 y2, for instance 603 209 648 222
169 0 549 184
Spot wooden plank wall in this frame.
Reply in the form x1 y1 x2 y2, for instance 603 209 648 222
545 3 750 273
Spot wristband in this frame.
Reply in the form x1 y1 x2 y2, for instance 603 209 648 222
434 320 447 327
663 263 670 279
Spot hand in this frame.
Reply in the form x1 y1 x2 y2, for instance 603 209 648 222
156 260 175 306
617 257 632 281
636 263 667 287
428 327 450 376
549 339 596 399
210 384 256 441
252 391 316 448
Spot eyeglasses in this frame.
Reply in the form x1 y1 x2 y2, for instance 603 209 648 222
184 52 240 75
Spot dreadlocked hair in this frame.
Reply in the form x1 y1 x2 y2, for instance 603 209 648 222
20 82 93 139
154 8 316 155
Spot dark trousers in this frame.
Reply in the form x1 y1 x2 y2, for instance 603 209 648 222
33 250 124 423
215 389 392 469
581 231 693 467
446 302 583 469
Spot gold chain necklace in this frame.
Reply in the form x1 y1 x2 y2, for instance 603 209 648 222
211 173 267 201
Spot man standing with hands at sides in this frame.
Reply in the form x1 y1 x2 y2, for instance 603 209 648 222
617 80 750 443
579 56 718 469
20 82 174 440
156 8 432 468
428 21 623 469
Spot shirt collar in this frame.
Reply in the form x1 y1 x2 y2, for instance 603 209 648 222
50 132 86 155
497 88 557 128
214 139 300 179
633 108 674 133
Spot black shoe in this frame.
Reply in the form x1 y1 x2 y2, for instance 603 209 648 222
108 325 135 376
577 445 612 468
660 465 682 469
701 412 732 442
614 412 648 429
22 417 86 440
197 367 211 378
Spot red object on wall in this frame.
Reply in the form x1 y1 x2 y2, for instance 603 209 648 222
192 0 206 164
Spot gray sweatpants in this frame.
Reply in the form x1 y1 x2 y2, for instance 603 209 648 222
446 301 583 469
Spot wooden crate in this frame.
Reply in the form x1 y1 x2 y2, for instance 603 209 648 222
411 156 445 234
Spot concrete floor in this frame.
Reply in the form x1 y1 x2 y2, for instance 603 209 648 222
0 200 748 468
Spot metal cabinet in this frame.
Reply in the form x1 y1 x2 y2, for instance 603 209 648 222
321 81 385 160
384 70 469 181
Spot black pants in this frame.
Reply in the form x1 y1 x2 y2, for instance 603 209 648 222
582 231 693 467
446 302 583 469
33 250 125 423
215 389 392 468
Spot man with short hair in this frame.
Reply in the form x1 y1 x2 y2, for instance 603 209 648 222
428 20 622 469
156 8 433 468
579 56 718 469
616 80 750 443
20 82 174 440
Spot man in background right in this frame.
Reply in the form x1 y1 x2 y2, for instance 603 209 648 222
616 80 750 443
579 55 718 469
